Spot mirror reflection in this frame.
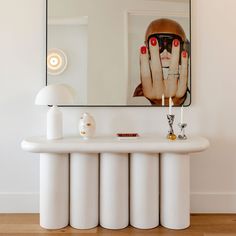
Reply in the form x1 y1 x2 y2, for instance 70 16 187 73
47 0 191 106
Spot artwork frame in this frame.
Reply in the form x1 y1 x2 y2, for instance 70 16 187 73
46 0 191 107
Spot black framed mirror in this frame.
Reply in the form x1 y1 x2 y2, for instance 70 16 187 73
46 0 191 107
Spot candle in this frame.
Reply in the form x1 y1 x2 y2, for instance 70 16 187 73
169 97 172 115
181 106 184 124
162 94 165 106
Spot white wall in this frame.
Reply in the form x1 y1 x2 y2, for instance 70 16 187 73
0 0 236 213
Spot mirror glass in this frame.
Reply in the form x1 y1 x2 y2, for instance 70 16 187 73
47 0 191 106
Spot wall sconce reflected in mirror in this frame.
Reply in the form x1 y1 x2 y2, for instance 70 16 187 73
47 48 68 76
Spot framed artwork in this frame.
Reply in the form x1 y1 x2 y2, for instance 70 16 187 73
127 3 191 106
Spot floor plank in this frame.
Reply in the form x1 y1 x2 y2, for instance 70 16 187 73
0 214 236 235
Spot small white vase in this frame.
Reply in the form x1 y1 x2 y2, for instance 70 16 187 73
79 113 96 139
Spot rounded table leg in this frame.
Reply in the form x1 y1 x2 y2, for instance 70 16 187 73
100 153 129 229
40 153 69 229
130 153 159 229
160 153 190 230
70 153 99 229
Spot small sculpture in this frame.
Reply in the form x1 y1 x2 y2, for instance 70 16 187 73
79 113 96 139
178 123 187 140
167 114 177 141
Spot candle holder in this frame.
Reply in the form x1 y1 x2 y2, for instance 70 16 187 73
178 123 187 140
166 114 177 141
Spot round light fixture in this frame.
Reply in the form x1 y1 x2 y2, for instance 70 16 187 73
47 48 68 76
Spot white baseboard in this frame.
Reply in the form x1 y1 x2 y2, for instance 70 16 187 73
0 193 39 213
1 192 236 213
191 192 236 213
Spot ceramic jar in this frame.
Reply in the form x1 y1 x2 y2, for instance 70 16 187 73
79 113 96 139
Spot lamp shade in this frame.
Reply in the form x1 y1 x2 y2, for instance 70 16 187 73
35 84 75 106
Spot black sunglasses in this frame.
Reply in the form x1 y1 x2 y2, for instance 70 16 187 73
147 34 190 54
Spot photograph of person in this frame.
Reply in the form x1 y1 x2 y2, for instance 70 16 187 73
132 18 190 106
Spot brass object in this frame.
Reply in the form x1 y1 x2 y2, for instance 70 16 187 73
167 133 177 141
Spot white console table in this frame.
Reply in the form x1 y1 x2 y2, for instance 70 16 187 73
21 135 209 230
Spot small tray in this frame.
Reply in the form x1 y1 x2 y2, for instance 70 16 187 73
116 133 139 140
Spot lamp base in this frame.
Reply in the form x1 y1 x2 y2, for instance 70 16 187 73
47 106 62 140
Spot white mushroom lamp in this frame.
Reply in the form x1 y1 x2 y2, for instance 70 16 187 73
35 84 74 140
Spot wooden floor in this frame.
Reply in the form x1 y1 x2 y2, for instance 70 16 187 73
0 214 236 236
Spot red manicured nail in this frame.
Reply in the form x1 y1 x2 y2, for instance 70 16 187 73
182 51 187 58
141 46 147 54
150 37 157 46
173 39 179 47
